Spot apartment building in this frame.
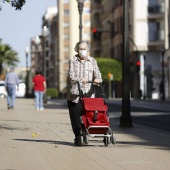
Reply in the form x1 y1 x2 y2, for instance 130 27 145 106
30 1 91 96
57 0 91 94
30 7 58 88
91 0 169 99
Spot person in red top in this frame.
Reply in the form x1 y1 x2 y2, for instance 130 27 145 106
32 69 46 110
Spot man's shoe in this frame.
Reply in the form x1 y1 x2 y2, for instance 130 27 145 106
7 106 10 109
11 106 14 109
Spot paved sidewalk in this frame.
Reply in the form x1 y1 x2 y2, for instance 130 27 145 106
0 98 170 170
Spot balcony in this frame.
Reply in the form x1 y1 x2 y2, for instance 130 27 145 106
148 30 164 46
91 2 103 15
149 30 164 42
148 4 165 20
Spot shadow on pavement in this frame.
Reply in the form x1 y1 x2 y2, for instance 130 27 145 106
45 99 68 109
13 139 102 147
14 139 73 146
44 99 170 150
109 117 170 150
0 124 29 131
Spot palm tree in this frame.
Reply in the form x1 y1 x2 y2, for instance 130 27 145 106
0 39 19 76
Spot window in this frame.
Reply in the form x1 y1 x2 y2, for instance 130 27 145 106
64 47 69 52
45 40 49 48
64 22 69 27
63 0 69 3
45 51 49 57
94 0 101 4
64 34 69 40
84 20 90 26
94 12 101 24
84 33 90 39
64 10 69 15
83 7 90 14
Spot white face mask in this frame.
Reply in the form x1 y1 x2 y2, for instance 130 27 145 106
79 50 88 58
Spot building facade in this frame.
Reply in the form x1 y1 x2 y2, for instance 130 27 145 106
91 0 169 99
57 0 91 94
30 7 58 88
30 1 91 96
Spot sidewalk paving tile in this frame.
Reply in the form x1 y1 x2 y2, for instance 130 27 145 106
0 98 170 170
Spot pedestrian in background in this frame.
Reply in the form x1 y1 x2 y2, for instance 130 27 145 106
32 69 46 110
4 67 19 109
66 41 102 145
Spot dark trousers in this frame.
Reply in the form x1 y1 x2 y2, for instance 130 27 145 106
67 100 82 138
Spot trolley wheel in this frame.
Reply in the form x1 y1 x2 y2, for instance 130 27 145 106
84 135 89 144
110 132 116 144
80 135 84 145
103 137 109 147
82 129 88 144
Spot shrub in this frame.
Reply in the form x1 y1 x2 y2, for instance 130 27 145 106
95 57 122 81
46 88 58 98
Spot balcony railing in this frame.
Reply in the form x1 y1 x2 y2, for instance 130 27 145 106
148 4 165 14
148 30 164 42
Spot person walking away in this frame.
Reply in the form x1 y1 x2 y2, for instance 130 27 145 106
32 69 46 110
4 67 19 109
66 41 102 146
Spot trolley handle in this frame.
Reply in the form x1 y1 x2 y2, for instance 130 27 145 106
87 81 94 83
87 81 101 84
77 81 104 99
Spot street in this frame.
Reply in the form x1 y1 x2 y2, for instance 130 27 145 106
106 99 170 132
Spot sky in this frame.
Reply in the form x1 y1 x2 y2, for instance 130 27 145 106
0 0 57 68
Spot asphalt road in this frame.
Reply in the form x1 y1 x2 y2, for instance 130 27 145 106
106 99 170 132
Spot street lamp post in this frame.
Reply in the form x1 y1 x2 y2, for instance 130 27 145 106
34 35 41 70
161 50 165 100
42 25 49 78
76 0 85 41
42 25 48 104
143 55 146 100
25 47 29 98
119 0 133 127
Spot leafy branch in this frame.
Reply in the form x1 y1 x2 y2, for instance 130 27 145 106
3 0 26 10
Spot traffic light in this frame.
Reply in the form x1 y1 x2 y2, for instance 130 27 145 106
92 28 102 41
136 61 140 72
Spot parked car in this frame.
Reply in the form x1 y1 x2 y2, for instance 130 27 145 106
16 81 26 97
0 80 26 98
0 81 7 98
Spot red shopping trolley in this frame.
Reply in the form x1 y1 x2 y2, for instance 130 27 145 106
77 81 116 146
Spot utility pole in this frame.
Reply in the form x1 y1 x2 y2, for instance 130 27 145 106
119 0 133 127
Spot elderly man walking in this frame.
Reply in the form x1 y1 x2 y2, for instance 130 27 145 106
4 68 19 109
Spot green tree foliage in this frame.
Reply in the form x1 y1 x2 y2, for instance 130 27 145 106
4 0 25 10
0 40 19 75
95 57 122 81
